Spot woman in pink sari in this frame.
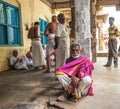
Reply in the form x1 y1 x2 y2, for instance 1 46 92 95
55 43 94 102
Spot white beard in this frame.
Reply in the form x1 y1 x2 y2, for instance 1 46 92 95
71 54 80 59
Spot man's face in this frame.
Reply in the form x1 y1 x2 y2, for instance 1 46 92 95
109 19 114 25
71 46 81 59
13 50 18 57
58 14 65 24
52 16 57 22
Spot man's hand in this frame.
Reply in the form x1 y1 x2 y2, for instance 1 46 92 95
71 76 80 88
67 84 74 94
19 58 23 62
16 58 20 62
54 37 59 49
13 58 19 67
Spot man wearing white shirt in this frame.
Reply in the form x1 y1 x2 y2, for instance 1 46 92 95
10 50 28 70
55 13 70 69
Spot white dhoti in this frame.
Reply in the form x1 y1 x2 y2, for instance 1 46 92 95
32 40 46 67
56 74 92 98
56 37 70 69
55 23 70 69
75 76 92 98
56 74 72 90
15 62 28 70
23 56 33 67
46 33 55 55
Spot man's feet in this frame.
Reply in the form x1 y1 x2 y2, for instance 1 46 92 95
56 95 67 102
42 65 47 69
103 64 118 67
43 69 51 73
34 66 46 70
103 64 111 67
56 91 68 102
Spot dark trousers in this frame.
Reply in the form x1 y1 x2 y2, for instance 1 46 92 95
107 38 118 66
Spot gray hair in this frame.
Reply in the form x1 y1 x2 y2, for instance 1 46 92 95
70 43 82 51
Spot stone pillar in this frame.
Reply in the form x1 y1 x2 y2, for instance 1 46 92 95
70 0 75 39
75 0 92 59
90 0 97 62
98 24 103 50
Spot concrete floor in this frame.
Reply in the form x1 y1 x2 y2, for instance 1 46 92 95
0 57 120 109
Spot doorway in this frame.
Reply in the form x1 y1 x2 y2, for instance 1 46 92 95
96 6 120 55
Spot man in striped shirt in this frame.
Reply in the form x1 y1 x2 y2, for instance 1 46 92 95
104 17 119 67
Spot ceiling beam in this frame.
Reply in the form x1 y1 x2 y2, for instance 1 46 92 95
97 0 120 6
40 0 71 9
52 1 71 9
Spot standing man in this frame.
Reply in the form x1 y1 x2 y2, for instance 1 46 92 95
44 15 58 73
55 13 70 69
104 17 119 67
28 21 46 69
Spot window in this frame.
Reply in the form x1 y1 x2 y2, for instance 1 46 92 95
39 19 47 45
0 1 21 46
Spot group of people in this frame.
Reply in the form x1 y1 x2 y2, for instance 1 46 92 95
54 16 119 102
27 13 71 73
9 13 119 102
9 13 96 102
10 47 33 70
25 13 94 102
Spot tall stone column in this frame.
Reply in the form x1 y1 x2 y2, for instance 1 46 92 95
90 0 97 62
70 0 75 39
98 25 103 51
75 0 92 59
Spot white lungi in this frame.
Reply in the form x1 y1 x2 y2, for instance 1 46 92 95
46 33 55 55
56 74 92 98
31 39 46 67
23 56 33 67
55 23 70 69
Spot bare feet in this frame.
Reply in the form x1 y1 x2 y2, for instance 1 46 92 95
43 70 51 73
57 95 67 102
56 92 68 102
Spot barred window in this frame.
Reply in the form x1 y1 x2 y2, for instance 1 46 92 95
0 1 21 46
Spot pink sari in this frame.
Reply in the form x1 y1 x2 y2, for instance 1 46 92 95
56 56 94 95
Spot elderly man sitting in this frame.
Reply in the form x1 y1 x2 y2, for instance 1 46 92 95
55 43 94 102
10 50 28 70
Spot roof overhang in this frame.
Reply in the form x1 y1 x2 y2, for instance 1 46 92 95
40 0 71 9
